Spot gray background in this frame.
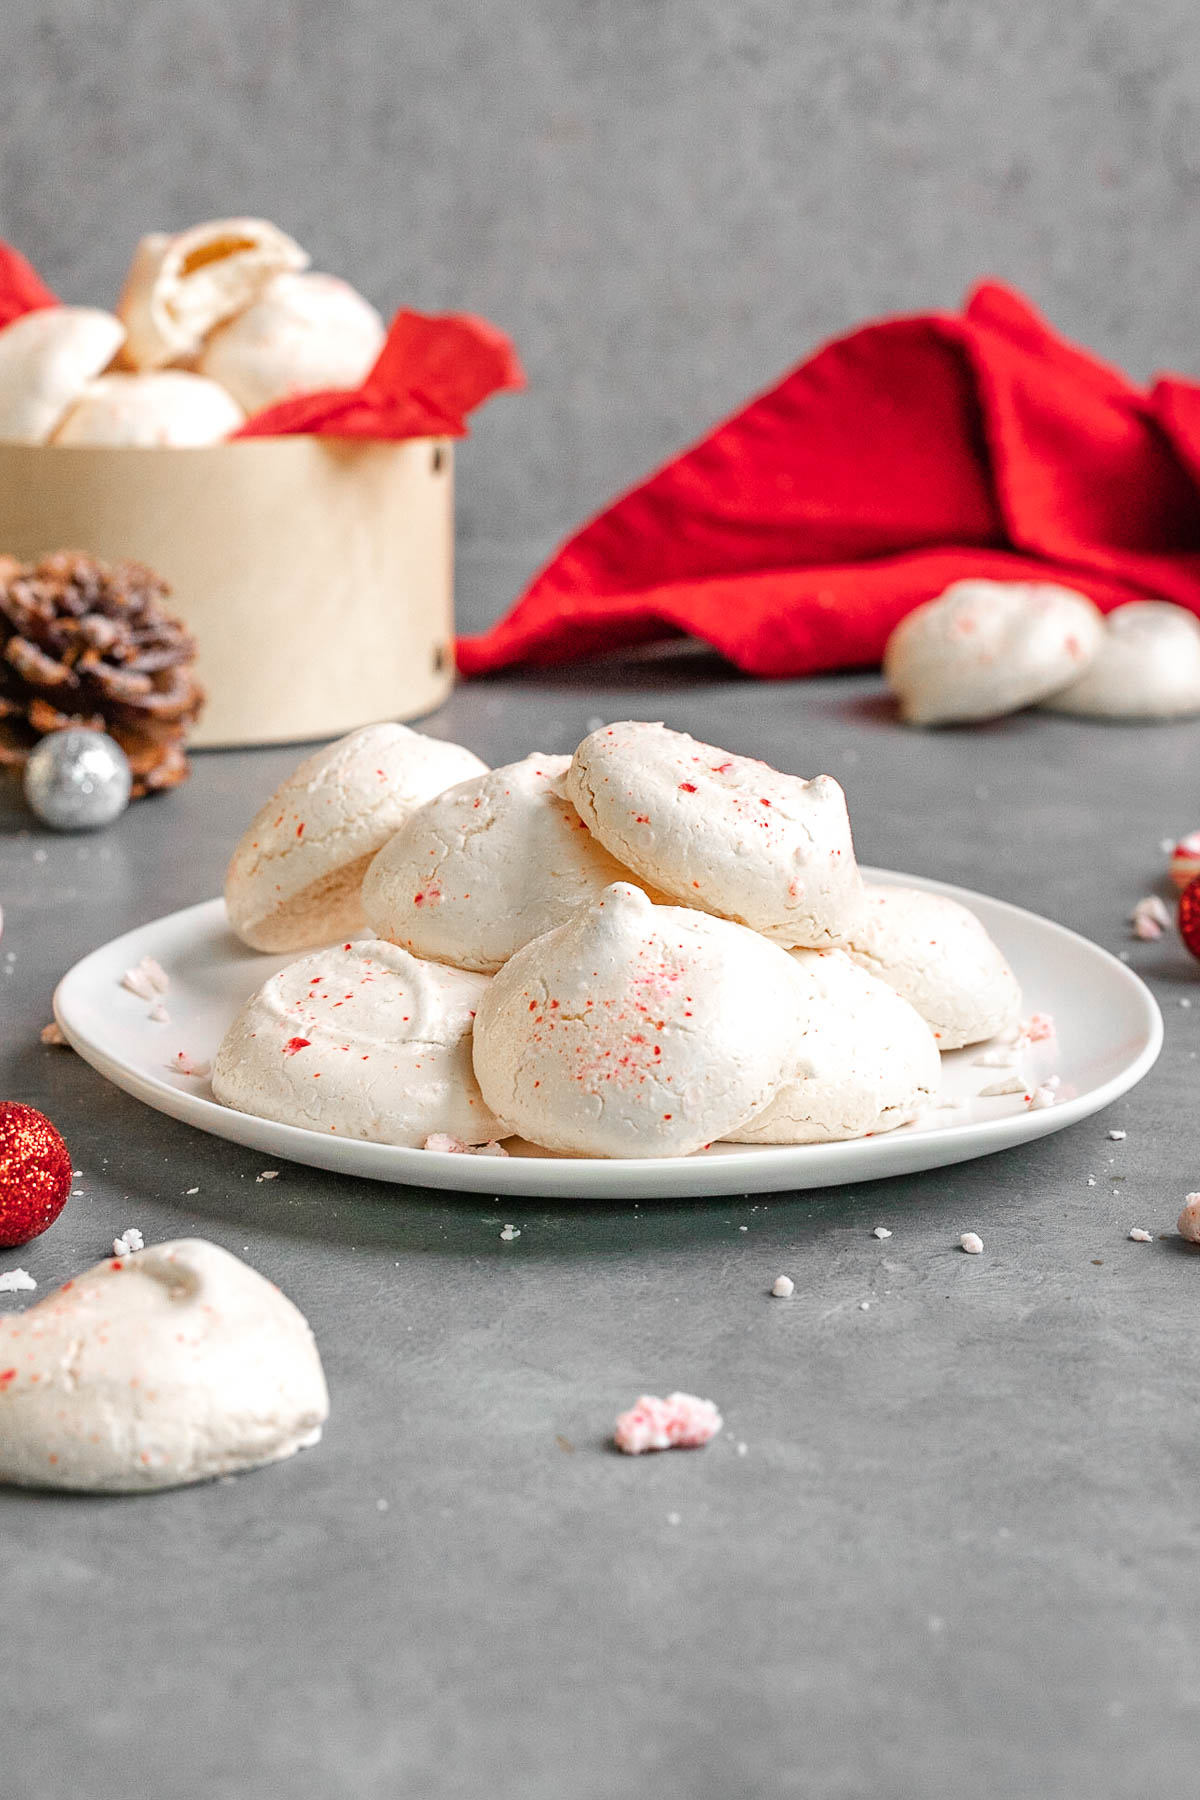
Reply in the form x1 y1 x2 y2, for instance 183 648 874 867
4 0 1200 599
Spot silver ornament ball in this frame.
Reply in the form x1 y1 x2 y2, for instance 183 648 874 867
23 729 132 831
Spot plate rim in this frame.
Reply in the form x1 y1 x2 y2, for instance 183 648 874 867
53 870 1164 1200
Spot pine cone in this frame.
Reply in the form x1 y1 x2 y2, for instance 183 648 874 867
0 551 204 797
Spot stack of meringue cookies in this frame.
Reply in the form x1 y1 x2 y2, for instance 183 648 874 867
885 579 1200 724
213 719 1025 1159
0 217 384 445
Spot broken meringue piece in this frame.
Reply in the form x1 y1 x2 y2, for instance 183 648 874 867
0 306 125 444
0 1239 328 1492
115 219 310 369
197 271 384 414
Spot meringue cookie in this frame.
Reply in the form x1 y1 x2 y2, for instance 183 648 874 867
884 580 1104 724
471 882 804 1158
725 950 940 1144
53 370 244 446
225 723 488 953
116 219 310 369
362 752 640 973
0 306 125 443
198 271 385 415
562 721 862 946
1040 601 1200 720
0 1239 328 1492
212 940 503 1145
843 884 1021 1050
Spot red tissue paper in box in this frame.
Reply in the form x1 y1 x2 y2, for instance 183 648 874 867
457 281 1200 679
0 242 523 442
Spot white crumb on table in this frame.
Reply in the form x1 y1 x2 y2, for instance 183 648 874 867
1108 1129 1127 1141
112 1226 144 1256
960 1232 984 1255
40 1020 68 1046
0 1267 36 1293
185 1186 199 1196
872 1227 892 1240
499 1224 520 1241
770 1275 794 1298
256 1170 280 1182
1128 1228 1153 1243
859 1300 871 1310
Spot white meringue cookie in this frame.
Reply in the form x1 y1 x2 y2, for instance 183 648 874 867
52 370 244 446
843 884 1021 1050
212 940 503 1145
562 721 862 946
197 271 385 415
0 1240 328 1492
225 724 488 953
725 950 940 1144
0 306 125 444
362 752 641 973
116 219 310 369
883 580 1104 724
1040 601 1200 720
471 882 805 1158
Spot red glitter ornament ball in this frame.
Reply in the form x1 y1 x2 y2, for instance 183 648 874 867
0 1102 73 1247
1180 876 1200 964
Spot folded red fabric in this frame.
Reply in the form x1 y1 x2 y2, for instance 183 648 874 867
0 242 522 441
457 283 1200 678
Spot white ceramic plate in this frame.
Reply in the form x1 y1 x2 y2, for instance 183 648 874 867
54 871 1162 1200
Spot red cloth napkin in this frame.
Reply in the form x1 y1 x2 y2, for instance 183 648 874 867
457 283 1200 678
0 242 522 441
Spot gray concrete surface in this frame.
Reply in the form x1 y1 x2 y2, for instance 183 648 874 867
3 1 1200 561
3 658 1200 1799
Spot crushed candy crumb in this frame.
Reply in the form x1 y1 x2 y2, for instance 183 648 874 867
148 1000 170 1024
112 1227 144 1256
1108 1129 1127 1141
168 1051 211 1079
0 1267 37 1293
499 1224 520 1241
979 1075 1027 1097
256 1170 280 1182
872 1227 892 1239
122 956 169 1000
613 1391 723 1455
1177 1195 1200 1243
1028 1083 1059 1110
1128 1228 1153 1243
1131 895 1172 940
40 1020 68 1046
770 1275 794 1297
960 1232 984 1255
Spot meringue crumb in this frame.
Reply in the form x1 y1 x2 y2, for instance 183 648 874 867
1022 1013 1055 1043
1028 1083 1059 1110
979 1075 1027 1097
735 1441 749 1456
613 1392 723 1455
1130 895 1172 940
1177 1195 1200 1243
112 1227 144 1256
859 1300 870 1310
770 1275 795 1297
168 1051 211 1079
185 1187 199 1196
256 1170 280 1182
0 1267 36 1293
872 1227 892 1240
40 1020 68 1046
147 1000 170 1025
122 956 170 1000
1128 1228 1153 1243
960 1232 984 1255
424 1134 510 1158
974 1048 1018 1068
1108 1129 1127 1141
499 1224 520 1241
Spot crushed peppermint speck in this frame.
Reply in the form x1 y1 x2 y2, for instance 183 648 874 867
614 1391 723 1455
168 1051 211 1079
1028 1084 1059 1110
1130 895 1172 940
770 1275 794 1297
872 1227 892 1240
0 1267 37 1293
112 1227 144 1256
122 957 169 1000
1129 1228 1153 1243
960 1232 984 1255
